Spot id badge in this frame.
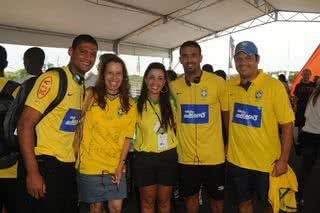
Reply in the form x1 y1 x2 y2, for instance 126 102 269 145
157 133 168 151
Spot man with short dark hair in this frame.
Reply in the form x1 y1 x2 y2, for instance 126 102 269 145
167 69 177 82
23 47 45 76
202 64 214 73
226 41 294 213
294 68 315 131
170 40 228 213
0 46 8 77
214 70 227 80
17 34 98 213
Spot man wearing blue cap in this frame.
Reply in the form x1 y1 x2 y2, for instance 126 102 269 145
226 41 295 212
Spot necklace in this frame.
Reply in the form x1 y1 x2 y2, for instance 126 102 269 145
106 91 120 100
106 91 120 96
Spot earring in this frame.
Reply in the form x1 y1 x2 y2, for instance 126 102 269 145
161 85 169 93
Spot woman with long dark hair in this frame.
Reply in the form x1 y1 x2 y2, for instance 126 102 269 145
77 54 136 213
133 62 177 213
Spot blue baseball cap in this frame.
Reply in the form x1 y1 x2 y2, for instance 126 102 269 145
235 41 258 56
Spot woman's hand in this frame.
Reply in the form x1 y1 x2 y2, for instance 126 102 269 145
112 162 125 186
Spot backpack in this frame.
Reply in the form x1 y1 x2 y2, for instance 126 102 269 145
0 80 20 137
0 80 20 163
0 68 67 169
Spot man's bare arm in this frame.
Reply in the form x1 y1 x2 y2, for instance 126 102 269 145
17 106 46 199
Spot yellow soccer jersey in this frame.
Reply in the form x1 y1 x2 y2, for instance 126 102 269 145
170 71 228 165
227 71 295 172
134 99 177 153
25 66 83 162
0 78 20 178
78 97 136 175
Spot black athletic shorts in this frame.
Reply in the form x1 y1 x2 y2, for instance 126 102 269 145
0 178 17 213
226 162 269 208
16 155 78 213
179 163 225 200
133 148 178 187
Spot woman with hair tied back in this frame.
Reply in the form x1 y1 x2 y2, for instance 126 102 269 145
133 62 178 213
76 54 136 213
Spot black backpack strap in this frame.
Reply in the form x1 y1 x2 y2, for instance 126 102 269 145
1 80 20 96
42 68 68 117
33 68 67 147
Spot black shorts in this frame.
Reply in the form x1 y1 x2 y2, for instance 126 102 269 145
226 162 269 207
179 163 225 200
17 155 78 213
0 178 17 213
133 148 178 188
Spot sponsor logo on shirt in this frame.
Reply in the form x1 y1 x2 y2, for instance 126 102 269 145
37 76 52 99
60 109 81 132
181 104 208 124
232 103 262 128
218 185 224 191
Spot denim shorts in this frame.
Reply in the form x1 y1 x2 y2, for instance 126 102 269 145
78 173 126 203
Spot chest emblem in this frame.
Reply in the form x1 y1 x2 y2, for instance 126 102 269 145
255 90 263 99
117 107 124 117
200 89 208 97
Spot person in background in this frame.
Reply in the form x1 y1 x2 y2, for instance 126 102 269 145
214 70 227 80
0 45 20 213
313 75 320 86
133 62 178 213
294 69 315 133
23 47 45 77
278 74 290 95
202 64 214 73
77 54 136 213
167 69 177 82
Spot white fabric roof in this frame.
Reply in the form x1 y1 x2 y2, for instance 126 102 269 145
0 0 319 57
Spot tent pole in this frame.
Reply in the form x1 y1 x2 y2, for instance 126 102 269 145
169 49 173 69
113 39 120 55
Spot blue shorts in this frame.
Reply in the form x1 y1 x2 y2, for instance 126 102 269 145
78 173 127 203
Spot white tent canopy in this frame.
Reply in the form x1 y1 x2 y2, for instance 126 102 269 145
1 0 320 58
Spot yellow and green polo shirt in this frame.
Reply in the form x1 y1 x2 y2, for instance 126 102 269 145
78 97 136 175
170 71 228 165
26 66 83 163
227 70 295 172
134 98 177 153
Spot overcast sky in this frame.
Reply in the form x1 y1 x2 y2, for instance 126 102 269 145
1 21 320 76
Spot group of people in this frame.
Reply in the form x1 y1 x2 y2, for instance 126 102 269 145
0 33 317 213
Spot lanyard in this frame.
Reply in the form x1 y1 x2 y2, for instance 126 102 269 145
147 99 162 127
